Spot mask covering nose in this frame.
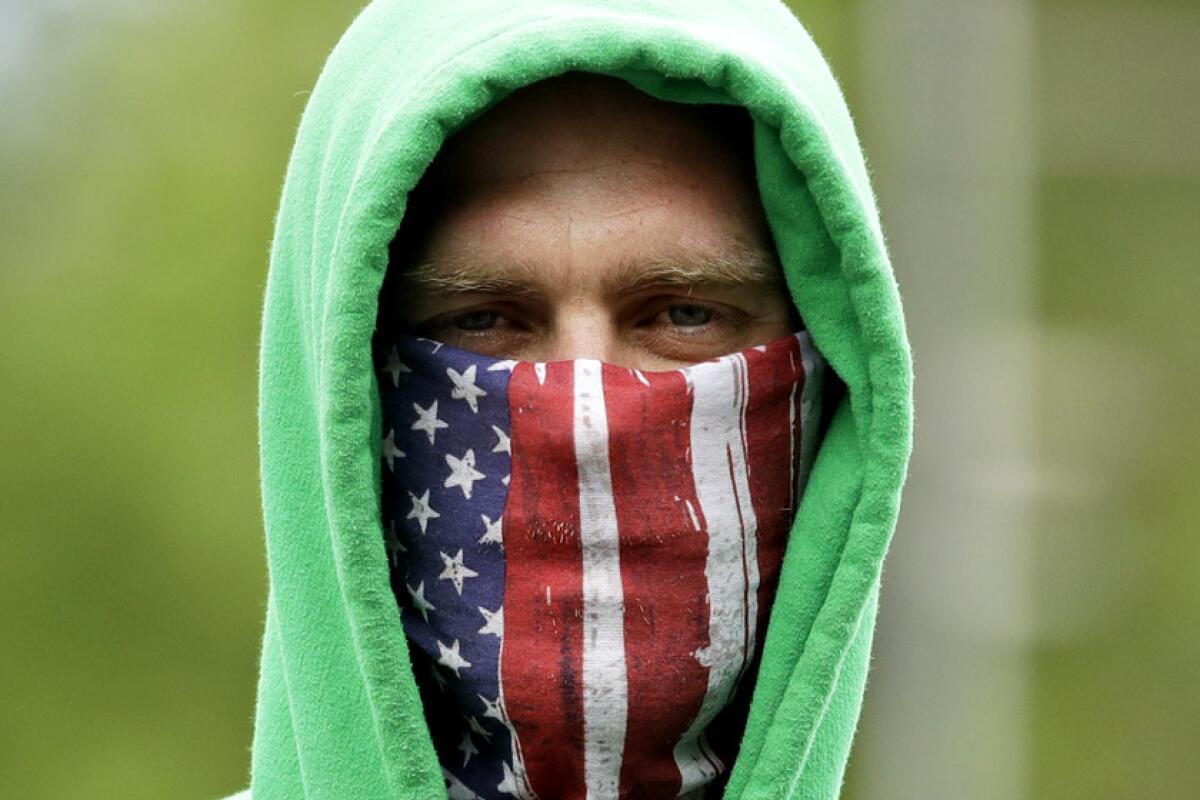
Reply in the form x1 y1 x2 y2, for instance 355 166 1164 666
375 330 826 800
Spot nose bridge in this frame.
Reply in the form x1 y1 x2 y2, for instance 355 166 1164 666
546 300 614 363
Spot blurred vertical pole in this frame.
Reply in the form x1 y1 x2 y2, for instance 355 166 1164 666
854 1 1036 799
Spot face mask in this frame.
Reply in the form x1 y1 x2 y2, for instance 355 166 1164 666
375 330 826 800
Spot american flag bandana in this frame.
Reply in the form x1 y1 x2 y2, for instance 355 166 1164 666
375 330 826 800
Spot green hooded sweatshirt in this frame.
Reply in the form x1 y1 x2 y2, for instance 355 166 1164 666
236 0 913 798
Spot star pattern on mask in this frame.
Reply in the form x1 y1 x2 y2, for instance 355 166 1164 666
428 662 447 693
444 448 485 499
382 429 405 471
438 548 479 595
490 424 510 455
383 346 412 387
497 762 520 796
437 638 472 677
412 399 449 445
478 513 502 547
443 769 479 800
477 605 503 638
407 580 436 622
384 520 406 565
465 714 493 742
414 336 445 353
447 364 487 413
407 488 440 534
477 693 505 723
458 730 479 767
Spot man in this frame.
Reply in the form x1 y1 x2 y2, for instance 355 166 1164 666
236 1 913 798
373 73 827 799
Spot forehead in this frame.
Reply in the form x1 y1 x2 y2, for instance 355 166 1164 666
394 73 774 289
437 75 745 179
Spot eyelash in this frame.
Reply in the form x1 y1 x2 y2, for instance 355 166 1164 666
431 301 730 335
438 307 523 336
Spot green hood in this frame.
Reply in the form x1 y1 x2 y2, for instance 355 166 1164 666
245 0 913 797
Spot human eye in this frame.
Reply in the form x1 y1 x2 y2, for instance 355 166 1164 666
624 295 755 362
642 299 740 334
416 306 512 337
412 303 538 357
663 303 718 328
448 308 502 332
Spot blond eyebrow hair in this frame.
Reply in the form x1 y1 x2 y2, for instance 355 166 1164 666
607 246 783 295
397 243 784 299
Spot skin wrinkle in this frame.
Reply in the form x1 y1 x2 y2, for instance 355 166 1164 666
382 72 799 369
597 200 672 222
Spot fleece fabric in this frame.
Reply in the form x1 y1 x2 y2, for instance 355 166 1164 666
239 1 913 798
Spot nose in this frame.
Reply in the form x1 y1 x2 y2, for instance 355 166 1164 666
541 303 619 364
532 301 685 371
540 313 679 370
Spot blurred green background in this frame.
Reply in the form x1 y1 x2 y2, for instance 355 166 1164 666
1 1 1196 797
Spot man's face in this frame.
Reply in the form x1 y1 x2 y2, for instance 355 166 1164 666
392 74 798 370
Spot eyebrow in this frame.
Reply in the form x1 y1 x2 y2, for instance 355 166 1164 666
397 244 784 299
